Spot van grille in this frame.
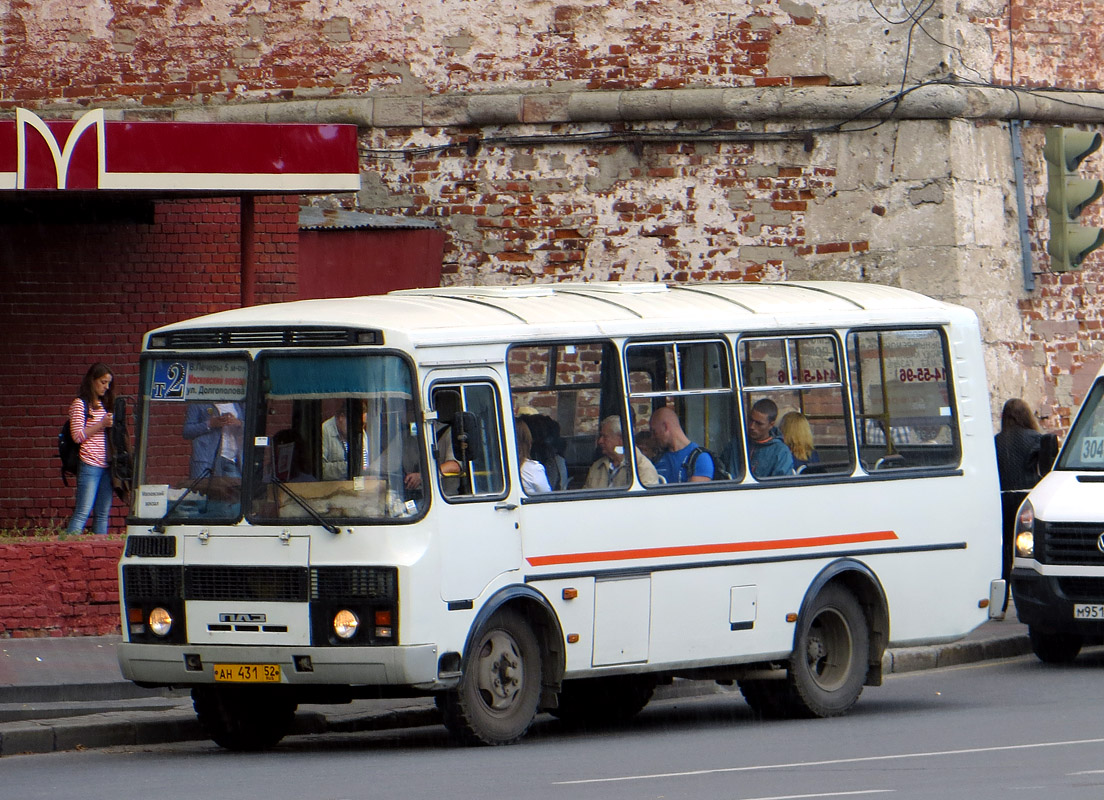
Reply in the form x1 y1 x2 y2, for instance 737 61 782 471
184 566 309 602
311 567 397 600
1039 521 1104 566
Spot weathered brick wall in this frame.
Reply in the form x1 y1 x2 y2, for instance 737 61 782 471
0 539 124 637
3 0 1104 434
0 195 300 530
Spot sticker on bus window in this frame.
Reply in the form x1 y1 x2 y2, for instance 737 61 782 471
137 485 169 517
1080 437 1104 463
150 359 247 402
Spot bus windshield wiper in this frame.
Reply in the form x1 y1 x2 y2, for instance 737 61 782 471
268 476 340 534
153 467 212 533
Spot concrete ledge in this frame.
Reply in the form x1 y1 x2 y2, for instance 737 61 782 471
25 84 1104 129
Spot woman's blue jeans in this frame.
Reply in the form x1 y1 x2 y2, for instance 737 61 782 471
66 462 113 534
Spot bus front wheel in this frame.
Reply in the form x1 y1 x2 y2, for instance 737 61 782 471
440 608 542 746
787 585 869 718
191 686 297 751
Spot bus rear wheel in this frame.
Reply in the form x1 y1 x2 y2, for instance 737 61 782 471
191 686 297 751
550 675 656 726
1028 626 1082 664
786 585 869 718
440 608 542 746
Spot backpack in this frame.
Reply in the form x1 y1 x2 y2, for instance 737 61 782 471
58 400 86 486
685 446 731 481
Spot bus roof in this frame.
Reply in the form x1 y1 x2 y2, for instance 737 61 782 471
145 281 974 349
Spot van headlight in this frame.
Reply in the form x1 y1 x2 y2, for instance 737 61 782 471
1014 500 1035 558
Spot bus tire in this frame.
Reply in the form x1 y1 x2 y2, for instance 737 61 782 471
787 584 869 718
191 686 297 751
737 679 796 719
1028 626 1082 664
440 608 542 746
550 675 656 726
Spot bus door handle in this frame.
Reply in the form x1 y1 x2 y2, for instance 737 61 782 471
494 502 518 512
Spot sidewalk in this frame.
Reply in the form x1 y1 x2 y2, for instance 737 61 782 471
0 611 1032 757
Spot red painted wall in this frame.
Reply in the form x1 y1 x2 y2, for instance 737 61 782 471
0 195 301 531
298 228 445 299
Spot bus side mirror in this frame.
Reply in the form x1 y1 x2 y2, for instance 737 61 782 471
451 411 483 463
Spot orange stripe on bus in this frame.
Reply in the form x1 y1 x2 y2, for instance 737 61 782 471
525 530 899 567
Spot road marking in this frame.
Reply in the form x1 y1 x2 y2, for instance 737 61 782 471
553 738 1104 785
735 792 893 800
1070 770 1104 775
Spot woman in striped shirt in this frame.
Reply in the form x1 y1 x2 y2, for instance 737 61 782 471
65 363 115 534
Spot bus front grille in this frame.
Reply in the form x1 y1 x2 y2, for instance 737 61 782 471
1038 521 1104 566
184 566 309 602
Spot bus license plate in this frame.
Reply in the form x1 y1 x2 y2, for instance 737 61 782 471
213 663 281 683
1073 604 1104 620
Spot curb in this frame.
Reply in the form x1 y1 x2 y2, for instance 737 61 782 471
0 632 1033 757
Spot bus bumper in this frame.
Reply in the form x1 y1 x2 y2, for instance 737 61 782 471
117 642 441 689
1011 568 1104 636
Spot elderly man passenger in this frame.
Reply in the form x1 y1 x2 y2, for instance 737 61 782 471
584 415 660 489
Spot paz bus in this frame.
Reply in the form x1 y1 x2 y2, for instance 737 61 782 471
116 281 1005 750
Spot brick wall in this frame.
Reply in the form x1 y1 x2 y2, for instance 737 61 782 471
0 195 300 530
0 539 125 637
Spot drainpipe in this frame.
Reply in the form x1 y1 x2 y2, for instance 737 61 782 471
241 194 256 307
1009 120 1036 292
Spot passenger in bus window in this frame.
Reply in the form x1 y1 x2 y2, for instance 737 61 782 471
321 402 369 480
780 411 820 472
517 411 568 490
584 415 660 489
183 401 244 479
649 407 713 483
516 420 552 494
737 398 794 478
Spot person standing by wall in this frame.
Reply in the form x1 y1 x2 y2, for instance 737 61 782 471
65 363 115 535
995 398 1046 605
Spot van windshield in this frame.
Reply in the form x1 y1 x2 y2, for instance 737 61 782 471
1057 379 1104 471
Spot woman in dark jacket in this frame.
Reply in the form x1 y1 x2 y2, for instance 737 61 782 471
994 398 1046 605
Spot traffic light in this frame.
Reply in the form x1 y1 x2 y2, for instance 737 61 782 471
1044 127 1104 272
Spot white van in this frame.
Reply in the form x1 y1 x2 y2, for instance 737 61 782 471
1012 373 1104 662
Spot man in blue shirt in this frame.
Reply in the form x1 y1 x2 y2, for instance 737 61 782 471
648 406 713 483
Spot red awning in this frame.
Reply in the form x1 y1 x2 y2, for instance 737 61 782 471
0 109 360 193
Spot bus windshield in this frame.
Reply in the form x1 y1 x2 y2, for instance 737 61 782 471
132 353 428 524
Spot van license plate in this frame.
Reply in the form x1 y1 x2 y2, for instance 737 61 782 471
213 663 281 683
1073 604 1104 620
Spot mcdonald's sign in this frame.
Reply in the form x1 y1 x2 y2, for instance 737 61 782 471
0 109 360 193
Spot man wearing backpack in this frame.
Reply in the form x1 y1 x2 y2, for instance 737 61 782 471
649 407 713 483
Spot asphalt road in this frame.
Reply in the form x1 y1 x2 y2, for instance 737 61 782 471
5 648 1104 800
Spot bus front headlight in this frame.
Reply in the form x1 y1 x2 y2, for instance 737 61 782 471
1014 500 1035 558
333 609 360 640
149 607 173 637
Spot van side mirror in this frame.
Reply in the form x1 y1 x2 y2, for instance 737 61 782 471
451 411 483 463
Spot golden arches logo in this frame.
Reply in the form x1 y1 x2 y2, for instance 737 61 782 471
15 108 105 189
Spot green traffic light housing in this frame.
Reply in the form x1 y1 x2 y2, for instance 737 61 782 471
1044 127 1104 272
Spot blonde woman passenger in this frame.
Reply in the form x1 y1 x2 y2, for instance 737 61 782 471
781 411 819 471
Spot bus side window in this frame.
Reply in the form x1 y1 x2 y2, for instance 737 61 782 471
625 339 736 483
847 329 960 471
738 335 851 479
431 384 507 499
508 341 623 492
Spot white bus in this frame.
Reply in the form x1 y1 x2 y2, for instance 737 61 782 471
117 281 1005 750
